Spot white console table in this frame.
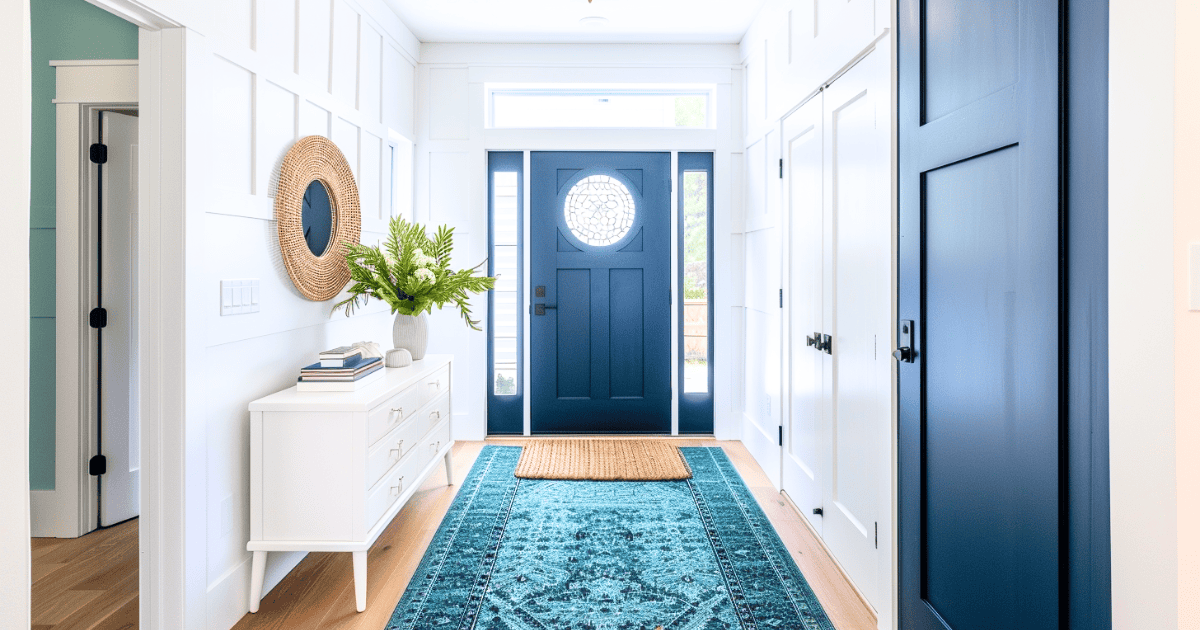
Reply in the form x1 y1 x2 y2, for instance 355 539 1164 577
246 355 454 613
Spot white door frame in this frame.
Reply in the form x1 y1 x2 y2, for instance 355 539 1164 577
30 62 138 540
46 2 190 629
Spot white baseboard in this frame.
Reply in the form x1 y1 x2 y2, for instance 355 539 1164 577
207 550 306 630
741 412 781 489
30 489 81 538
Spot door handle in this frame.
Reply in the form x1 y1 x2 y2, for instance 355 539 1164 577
894 319 917 363
534 304 557 316
806 334 818 348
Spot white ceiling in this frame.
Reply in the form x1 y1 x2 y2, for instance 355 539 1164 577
382 0 767 44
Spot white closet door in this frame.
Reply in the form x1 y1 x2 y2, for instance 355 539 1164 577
781 94 826 529
99 111 140 526
743 131 783 488
821 48 890 609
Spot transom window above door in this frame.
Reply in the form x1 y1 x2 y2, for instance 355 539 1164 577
486 84 715 129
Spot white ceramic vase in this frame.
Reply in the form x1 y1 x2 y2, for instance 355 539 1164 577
392 312 428 360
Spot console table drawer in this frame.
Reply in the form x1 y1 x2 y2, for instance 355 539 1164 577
366 393 450 489
367 382 423 445
419 365 450 405
366 419 450 530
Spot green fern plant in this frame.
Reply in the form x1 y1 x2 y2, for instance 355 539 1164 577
332 217 496 330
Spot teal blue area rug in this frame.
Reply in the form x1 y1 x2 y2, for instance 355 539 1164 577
387 445 836 630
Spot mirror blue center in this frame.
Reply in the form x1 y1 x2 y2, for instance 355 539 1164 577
301 180 334 257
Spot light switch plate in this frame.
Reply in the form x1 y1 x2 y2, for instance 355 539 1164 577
1192 244 1200 311
221 279 261 315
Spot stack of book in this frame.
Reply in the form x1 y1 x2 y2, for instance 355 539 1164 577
296 346 384 392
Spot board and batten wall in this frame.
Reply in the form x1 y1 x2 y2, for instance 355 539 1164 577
79 0 420 627
737 0 893 627
414 43 744 441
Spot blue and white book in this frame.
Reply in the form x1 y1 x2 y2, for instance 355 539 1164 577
296 368 384 392
317 353 369 369
299 357 381 380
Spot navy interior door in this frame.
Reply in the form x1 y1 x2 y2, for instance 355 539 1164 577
530 152 671 434
899 1 1064 629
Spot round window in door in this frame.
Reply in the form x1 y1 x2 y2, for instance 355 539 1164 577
563 175 635 246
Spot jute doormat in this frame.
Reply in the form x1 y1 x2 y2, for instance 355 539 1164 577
513 440 693 481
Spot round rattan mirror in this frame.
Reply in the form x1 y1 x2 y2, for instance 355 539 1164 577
275 136 361 301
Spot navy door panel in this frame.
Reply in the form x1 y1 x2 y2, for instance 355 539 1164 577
899 1 1063 629
531 152 671 433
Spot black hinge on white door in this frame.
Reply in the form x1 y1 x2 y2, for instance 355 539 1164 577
779 288 783 308
89 143 108 165
779 158 784 179
778 425 783 446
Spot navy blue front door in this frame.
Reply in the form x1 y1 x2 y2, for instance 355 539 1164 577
899 1 1065 629
530 152 671 434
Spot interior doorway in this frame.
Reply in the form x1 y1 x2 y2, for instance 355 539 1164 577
29 28 141 625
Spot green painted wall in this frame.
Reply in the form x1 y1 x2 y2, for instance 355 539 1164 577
30 0 137 491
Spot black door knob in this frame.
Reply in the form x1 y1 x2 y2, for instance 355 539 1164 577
893 346 916 363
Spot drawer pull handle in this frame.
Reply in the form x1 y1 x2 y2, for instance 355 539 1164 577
390 476 405 496
430 410 441 420
431 441 441 452
391 407 403 417
389 440 405 457
428 379 440 389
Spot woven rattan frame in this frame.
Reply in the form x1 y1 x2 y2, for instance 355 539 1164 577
275 136 362 301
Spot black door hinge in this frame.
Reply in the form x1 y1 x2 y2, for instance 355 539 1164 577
813 507 823 516
779 158 784 179
778 425 783 446
90 143 108 165
89 455 107 476
89 307 108 329
779 288 783 308
875 522 879 549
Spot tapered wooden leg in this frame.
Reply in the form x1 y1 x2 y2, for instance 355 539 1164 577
444 449 455 485
249 551 267 613
352 550 368 612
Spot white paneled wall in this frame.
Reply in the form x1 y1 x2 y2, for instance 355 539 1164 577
738 0 894 627
123 0 419 627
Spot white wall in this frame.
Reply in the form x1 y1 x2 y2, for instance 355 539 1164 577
83 0 420 628
1109 0 1179 628
737 0 892 626
0 1 32 628
1176 2 1200 625
414 43 743 440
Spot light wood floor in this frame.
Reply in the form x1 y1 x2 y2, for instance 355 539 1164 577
31 518 139 630
234 438 877 630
